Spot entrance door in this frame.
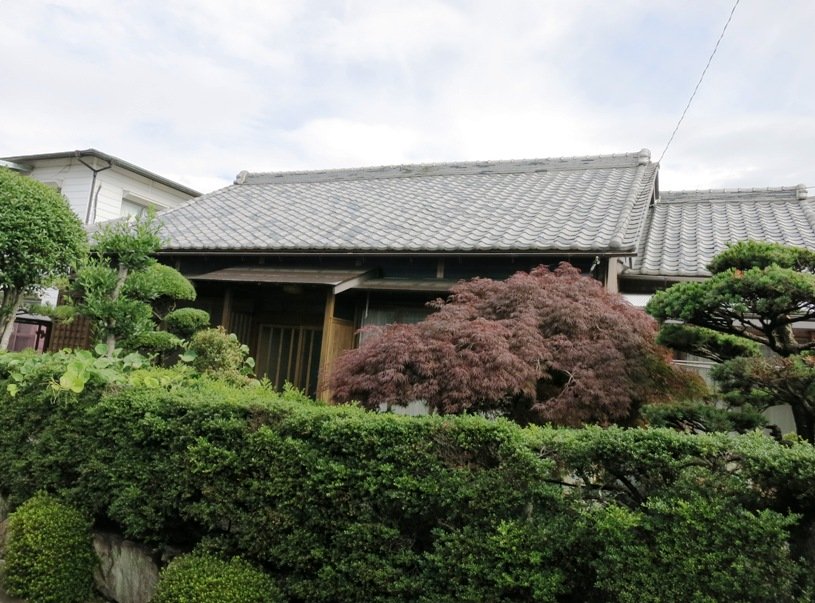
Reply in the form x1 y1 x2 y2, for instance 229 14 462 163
256 325 323 396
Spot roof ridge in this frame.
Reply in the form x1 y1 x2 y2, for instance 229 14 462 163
660 184 808 204
235 149 652 185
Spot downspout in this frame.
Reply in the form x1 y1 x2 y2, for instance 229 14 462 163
76 152 113 224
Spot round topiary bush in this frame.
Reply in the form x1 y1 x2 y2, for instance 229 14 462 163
164 307 211 338
187 327 251 376
126 330 184 356
2 493 96 603
152 552 283 603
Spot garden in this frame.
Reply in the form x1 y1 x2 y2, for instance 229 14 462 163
0 167 814 602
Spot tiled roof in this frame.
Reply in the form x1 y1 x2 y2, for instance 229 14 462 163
629 185 815 277
156 150 657 253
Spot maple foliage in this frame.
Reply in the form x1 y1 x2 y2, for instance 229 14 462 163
330 264 696 426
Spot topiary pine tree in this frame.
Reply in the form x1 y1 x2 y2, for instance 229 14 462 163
330 263 701 427
647 241 815 441
0 168 88 350
69 211 196 356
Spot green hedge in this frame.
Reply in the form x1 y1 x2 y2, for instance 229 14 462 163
152 551 283 603
0 366 812 601
2 493 96 603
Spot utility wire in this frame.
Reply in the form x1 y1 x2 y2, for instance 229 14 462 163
659 0 741 163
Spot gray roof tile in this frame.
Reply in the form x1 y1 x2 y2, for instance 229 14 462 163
157 151 656 253
629 185 815 277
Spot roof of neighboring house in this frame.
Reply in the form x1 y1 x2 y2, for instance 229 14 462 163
155 149 657 254
629 185 815 278
1 149 201 197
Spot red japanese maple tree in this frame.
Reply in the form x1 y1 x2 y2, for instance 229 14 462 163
330 264 698 426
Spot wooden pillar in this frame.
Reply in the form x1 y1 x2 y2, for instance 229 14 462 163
316 290 336 401
221 287 233 331
605 258 619 293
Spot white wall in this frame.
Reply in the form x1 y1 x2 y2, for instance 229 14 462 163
24 156 195 224
23 160 93 220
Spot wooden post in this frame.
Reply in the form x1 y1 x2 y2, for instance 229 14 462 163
221 287 233 331
605 258 619 293
316 290 336 401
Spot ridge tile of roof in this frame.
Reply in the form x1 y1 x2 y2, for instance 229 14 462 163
235 149 653 185
629 185 815 278
157 149 657 254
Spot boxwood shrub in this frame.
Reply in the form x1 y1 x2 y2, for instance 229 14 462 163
152 551 283 603
2 493 96 603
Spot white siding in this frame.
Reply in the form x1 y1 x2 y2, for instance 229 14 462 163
23 156 195 224
93 166 193 222
24 160 93 219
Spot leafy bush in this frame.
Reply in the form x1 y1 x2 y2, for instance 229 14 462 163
186 327 255 379
0 375 811 602
124 330 183 356
0 167 88 349
642 401 768 434
2 493 96 603
152 552 283 603
588 495 802 603
0 346 147 397
123 263 196 305
164 307 211 338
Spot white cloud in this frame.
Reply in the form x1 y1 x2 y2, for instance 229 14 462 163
0 0 814 193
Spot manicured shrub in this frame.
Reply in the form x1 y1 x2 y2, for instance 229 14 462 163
0 371 812 601
125 329 183 356
164 307 211 338
2 493 96 603
123 262 196 304
587 495 803 603
152 551 283 603
187 327 253 378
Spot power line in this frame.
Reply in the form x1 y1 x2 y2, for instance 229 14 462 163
659 0 741 164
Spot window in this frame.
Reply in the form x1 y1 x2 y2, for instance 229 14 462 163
120 192 164 218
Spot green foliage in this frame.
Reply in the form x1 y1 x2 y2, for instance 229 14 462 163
90 211 161 272
642 401 768 434
125 330 183 356
707 240 815 273
421 520 568 602
0 347 147 398
70 213 198 355
152 552 283 603
0 168 88 346
588 495 803 603
186 327 255 379
164 307 211 338
123 263 196 305
647 263 815 357
656 322 760 362
2 493 96 603
0 376 812 601
648 241 815 442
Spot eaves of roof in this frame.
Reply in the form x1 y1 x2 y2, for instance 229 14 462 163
1 149 201 197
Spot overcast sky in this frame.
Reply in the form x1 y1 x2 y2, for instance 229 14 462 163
1 0 813 194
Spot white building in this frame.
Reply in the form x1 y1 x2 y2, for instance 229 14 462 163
0 149 199 224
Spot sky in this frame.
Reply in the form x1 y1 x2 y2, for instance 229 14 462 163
0 0 813 195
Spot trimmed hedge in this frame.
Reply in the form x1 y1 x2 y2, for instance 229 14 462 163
0 366 812 601
164 307 211 338
2 493 96 603
152 551 283 603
